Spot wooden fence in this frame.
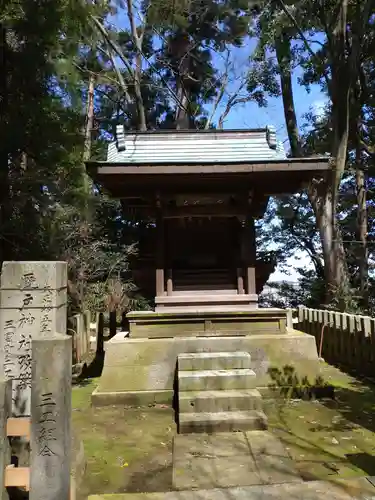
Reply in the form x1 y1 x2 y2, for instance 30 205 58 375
68 310 125 365
297 306 375 376
69 311 92 364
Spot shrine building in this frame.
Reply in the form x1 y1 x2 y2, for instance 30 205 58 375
86 127 330 408
88 126 329 315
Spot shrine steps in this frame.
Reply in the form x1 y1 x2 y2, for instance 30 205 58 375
177 352 268 434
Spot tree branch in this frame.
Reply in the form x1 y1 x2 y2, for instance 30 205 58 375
276 0 332 94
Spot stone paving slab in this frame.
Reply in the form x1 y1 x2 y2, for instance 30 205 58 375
245 430 302 484
89 476 375 499
173 455 262 490
173 431 303 490
173 432 250 460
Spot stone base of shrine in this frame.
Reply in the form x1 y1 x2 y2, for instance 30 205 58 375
127 308 287 338
154 293 259 313
91 329 320 407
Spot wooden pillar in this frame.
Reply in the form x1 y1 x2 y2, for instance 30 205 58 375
237 268 244 294
245 216 257 295
156 207 165 297
167 269 173 296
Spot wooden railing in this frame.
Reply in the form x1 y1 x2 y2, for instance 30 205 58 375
296 306 375 376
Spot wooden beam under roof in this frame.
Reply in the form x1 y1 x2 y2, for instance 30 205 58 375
88 158 330 176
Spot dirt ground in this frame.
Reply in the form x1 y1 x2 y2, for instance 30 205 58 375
72 363 375 497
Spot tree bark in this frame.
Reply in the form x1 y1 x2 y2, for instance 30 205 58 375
276 33 349 306
83 74 95 163
356 164 368 307
0 24 12 265
275 34 302 157
126 0 147 131
173 33 191 129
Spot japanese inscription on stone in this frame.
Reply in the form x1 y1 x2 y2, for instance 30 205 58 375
30 334 71 500
0 262 68 415
37 392 57 457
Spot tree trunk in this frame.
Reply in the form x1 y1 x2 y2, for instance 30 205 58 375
174 33 191 129
83 74 95 163
126 0 147 131
275 35 302 157
276 34 349 306
134 50 147 131
0 24 12 265
356 165 368 307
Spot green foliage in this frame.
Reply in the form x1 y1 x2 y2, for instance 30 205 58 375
2 0 375 318
267 365 334 401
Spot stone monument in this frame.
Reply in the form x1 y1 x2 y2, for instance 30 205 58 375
0 261 67 415
30 334 72 500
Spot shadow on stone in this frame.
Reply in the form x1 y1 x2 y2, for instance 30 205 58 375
322 382 375 435
173 360 179 429
346 453 375 477
123 463 173 493
267 365 335 401
77 352 105 380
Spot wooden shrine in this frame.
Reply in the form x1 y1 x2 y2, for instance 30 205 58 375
87 127 330 314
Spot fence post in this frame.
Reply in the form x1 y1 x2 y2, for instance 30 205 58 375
297 305 304 327
84 311 91 353
30 334 72 500
96 313 104 356
285 309 293 329
109 311 117 338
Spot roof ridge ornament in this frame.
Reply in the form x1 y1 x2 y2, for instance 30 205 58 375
266 126 277 150
116 125 126 152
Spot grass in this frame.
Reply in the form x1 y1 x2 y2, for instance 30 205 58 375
265 363 375 481
72 380 176 498
72 363 375 497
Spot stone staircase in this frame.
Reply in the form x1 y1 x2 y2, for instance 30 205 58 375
177 352 268 433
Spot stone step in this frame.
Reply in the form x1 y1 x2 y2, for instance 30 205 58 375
179 410 268 434
179 389 262 413
178 369 256 391
178 352 251 371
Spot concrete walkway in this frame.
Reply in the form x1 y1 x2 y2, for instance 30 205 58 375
89 431 375 499
173 431 301 490
89 477 375 499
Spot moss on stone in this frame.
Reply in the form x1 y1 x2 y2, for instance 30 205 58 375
72 379 175 499
74 363 375 496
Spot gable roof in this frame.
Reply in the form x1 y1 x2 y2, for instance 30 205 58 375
106 126 286 164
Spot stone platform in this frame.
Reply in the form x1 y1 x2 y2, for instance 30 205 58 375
127 308 287 338
92 329 320 407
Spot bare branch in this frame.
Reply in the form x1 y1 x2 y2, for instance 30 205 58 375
218 81 250 129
